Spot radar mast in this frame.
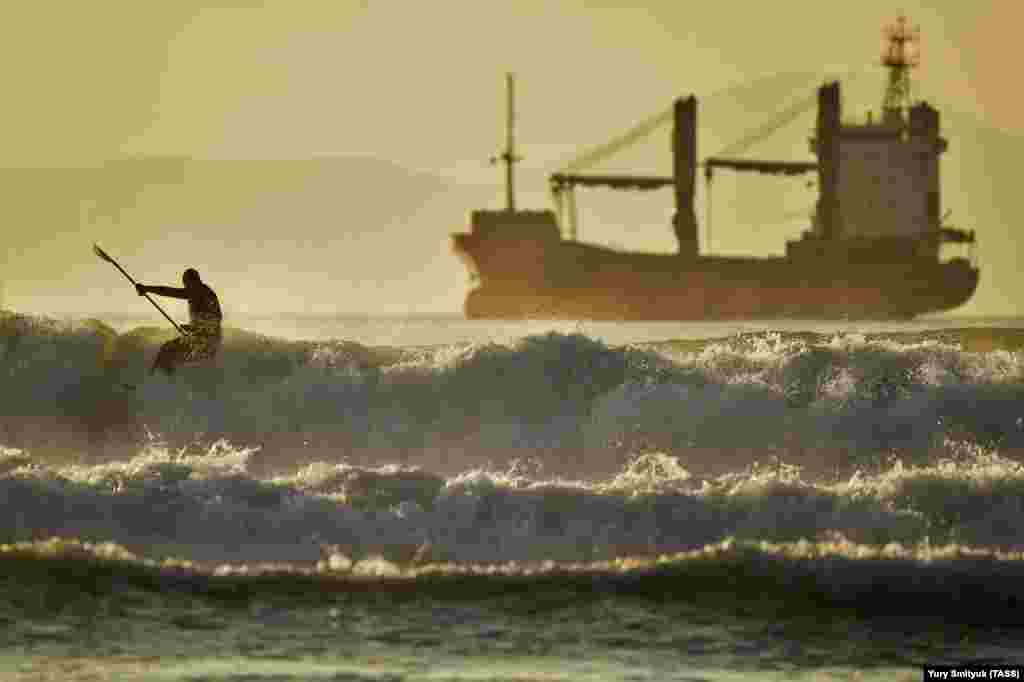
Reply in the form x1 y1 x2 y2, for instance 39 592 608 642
881 16 919 121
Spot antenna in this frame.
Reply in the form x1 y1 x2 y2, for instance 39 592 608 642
490 73 522 211
881 16 919 117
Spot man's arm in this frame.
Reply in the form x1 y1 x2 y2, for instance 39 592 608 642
137 284 189 300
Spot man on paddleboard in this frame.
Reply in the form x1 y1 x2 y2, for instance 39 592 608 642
136 268 223 376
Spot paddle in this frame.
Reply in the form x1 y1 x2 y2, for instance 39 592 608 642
93 244 188 337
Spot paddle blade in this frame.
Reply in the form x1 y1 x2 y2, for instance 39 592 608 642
93 244 112 262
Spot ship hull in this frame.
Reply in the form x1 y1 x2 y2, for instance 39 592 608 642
454 235 979 321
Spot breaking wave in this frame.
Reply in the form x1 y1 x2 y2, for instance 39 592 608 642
4 311 1024 677
4 436 1024 565
2 310 1023 483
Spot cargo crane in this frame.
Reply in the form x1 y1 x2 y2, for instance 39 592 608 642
549 85 822 250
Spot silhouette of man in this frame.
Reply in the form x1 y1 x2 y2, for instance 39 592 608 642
136 268 223 376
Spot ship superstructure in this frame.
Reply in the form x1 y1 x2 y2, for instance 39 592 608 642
452 18 978 320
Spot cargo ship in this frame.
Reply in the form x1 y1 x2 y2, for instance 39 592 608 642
452 18 978 320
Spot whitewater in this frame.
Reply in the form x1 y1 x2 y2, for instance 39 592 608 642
3 309 1024 680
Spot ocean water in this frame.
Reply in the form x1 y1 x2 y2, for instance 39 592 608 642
3 309 1024 680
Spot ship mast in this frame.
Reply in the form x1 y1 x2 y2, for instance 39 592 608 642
491 73 522 212
881 16 919 121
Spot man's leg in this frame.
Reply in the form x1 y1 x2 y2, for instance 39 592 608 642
151 337 190 376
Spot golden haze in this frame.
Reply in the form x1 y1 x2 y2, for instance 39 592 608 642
0 1 1018 316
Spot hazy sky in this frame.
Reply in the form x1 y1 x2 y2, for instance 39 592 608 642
2 1 1018 316
2 1 1017 168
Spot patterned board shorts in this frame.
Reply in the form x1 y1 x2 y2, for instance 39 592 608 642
162 321 221 366
181 332 221 363
185 317 222 361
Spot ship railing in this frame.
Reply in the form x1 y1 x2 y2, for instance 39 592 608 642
938 227 975 244
937 227 977 267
